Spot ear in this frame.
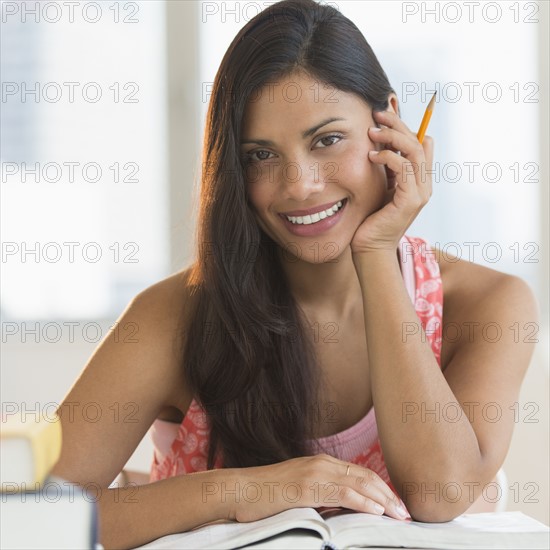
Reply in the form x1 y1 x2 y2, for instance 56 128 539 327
380 93 400 191
386 93 400 117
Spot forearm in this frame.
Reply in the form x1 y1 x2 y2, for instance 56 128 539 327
98 469 228 549
353 251 482 517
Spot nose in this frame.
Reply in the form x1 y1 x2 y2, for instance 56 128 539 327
279 157 326 202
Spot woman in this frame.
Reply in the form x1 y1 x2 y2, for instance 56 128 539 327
50 1 538 548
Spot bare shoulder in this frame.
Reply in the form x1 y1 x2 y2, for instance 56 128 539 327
428 245 539 369
50 266 197 487
422 246 539 482
134 265 197 413
136 266 194 323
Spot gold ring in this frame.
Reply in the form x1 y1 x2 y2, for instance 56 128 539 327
346 465 351 476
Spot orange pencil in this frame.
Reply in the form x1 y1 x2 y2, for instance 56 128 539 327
416 91 437 144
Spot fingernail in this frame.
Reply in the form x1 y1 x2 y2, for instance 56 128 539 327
369 150 379 155
370 127 382 132
374 503 385 514
396 504 408 518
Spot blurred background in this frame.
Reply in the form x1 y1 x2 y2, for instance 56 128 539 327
1 0 548 523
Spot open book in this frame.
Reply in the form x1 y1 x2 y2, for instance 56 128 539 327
133 507 550 550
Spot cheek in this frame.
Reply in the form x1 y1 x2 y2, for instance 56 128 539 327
246 183 272 215
245 184 280 241
336 143 385 195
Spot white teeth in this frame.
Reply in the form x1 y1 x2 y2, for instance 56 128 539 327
285 200 344 225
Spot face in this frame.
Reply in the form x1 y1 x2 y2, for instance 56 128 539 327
240 71 397 264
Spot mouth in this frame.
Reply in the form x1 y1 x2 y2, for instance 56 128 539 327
277 198 348 237
279 198 347 225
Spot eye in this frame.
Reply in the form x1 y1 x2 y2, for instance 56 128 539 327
315 133 344 148
242 149 275 163
241 133 344 164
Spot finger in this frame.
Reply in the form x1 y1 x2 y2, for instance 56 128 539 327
369 126 424 163
334 459 398 508
373 112 434 201
368 149 420 198
421 135 434 197
351 475 407 520
373 109 416 139
335 483 386 516
371 123 398 153
346 466 408 519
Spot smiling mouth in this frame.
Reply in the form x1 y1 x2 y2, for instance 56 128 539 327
279 197 347 217
281 199 347 225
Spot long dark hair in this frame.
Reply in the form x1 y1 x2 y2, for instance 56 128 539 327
183 0 396 469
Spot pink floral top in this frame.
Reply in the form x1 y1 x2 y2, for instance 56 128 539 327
149 235 443 500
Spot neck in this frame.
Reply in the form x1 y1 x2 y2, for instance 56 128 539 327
277 245 400 320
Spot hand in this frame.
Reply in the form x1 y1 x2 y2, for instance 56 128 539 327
224 454 410 523
350 110 434 255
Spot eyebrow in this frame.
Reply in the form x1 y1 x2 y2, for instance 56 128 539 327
241 117 346 146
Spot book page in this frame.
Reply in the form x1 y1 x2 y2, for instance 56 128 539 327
238 529 333 549
325 510 550 549
133 508 331 550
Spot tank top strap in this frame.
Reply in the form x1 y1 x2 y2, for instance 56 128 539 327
402 235 444 367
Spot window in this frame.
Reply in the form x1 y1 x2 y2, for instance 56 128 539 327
1 0 169 321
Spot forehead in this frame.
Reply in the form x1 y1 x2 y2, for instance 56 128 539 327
241 72 369 134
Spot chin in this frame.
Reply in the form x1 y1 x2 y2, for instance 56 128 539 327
277 235 351 265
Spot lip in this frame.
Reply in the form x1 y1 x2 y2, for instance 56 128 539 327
279 198 348 237
279 198 346 217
